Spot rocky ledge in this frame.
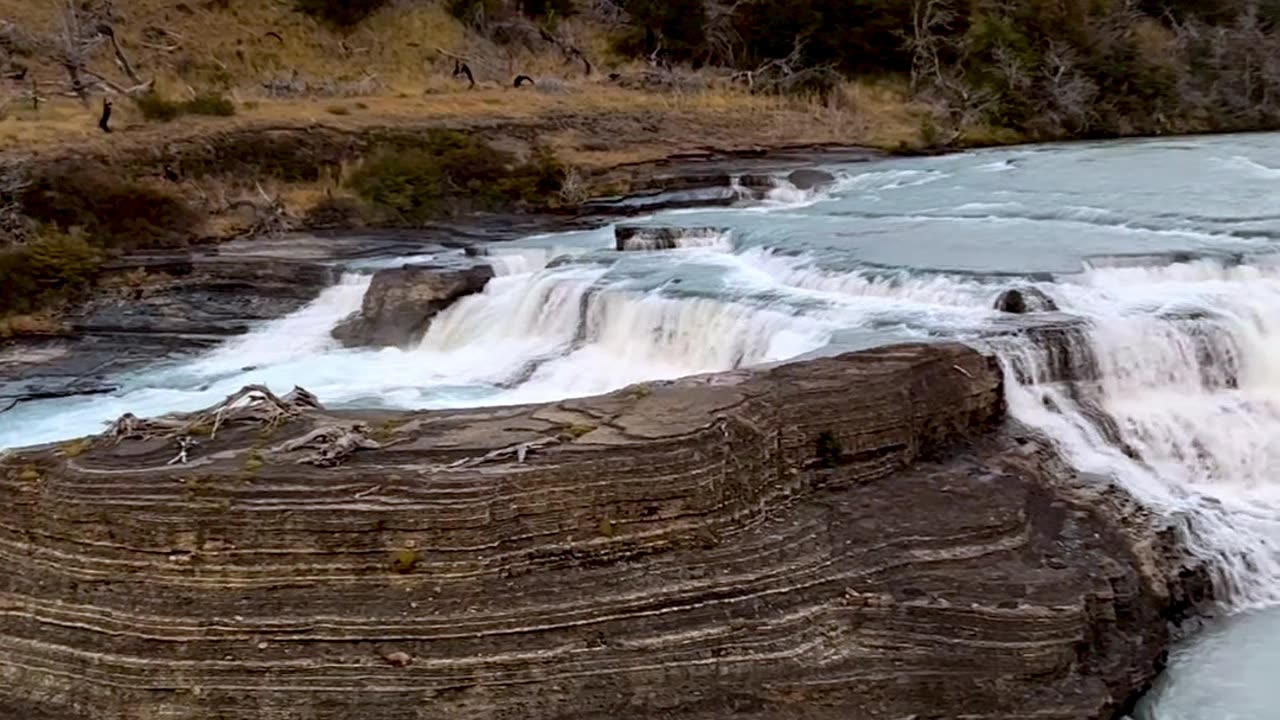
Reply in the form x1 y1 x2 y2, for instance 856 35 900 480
0 343 1206 720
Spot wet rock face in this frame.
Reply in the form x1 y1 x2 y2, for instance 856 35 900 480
0 342 1201 720
995 286 1060 314
331 264 494 348
614 225 729 251
787 168 836 190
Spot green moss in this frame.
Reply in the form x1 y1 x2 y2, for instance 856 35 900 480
561 423 596 440
60 438 92 458
244 450 264 473
390 548 419 573
371 419 408 443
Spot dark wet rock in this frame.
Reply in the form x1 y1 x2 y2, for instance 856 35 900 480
73 258 333 336
787 168 836 190
0 343 1207 720
995 287 1060 314
0 254 335 415
331 264 494 348
0 335 221 415
737 173 777 189
615 225 729 251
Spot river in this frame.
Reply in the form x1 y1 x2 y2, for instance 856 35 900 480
5 133 1280 717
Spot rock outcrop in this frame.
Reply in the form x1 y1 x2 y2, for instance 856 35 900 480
787 168 836 190
614 225 730 251
0 342 1206 720
994 286 1060 314
331 264 494 348
1 254 334 415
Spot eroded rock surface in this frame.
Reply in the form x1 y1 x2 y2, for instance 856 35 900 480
0 343 1205 720
331 264 494 348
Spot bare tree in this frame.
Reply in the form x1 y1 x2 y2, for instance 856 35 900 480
53 0 105 101
905 0 955 93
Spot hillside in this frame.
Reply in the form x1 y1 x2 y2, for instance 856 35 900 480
0 0 918 154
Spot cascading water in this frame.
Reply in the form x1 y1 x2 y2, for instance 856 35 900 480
997 262 1280 608
6 137 1280 714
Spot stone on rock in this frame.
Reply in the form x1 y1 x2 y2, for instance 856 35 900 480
614 225 729 251
994 287 1059 314
786 168 836 190
332 264 494 348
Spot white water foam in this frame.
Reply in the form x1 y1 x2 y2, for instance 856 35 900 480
1000 260 1280 608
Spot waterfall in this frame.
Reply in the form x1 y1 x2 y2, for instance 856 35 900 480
995 260 1280 608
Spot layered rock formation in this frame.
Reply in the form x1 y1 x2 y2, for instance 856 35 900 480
332 264 494 348
0 343 1205 720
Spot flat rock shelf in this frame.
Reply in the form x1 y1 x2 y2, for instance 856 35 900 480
0 343 1207 720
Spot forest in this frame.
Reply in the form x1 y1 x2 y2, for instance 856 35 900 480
414 0 1280 140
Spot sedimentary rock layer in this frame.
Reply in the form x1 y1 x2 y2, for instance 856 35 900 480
0 343 1203 720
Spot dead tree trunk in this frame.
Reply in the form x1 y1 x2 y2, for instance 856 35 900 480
98 98 111 132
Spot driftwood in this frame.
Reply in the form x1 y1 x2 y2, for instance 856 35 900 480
105 385 323 442
271 424 382 467
446 436 559 469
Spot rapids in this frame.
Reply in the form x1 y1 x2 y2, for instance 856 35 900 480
7 133 1280 717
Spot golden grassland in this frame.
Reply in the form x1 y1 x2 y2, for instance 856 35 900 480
0 0 927 164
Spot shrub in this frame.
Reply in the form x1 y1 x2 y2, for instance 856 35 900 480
136 91 235 122
19 165 202 250
294 0 390 27
348 131 566 222
0 232 104 318
183 93 236 117
135 91 183 122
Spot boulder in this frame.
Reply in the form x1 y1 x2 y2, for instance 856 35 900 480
614 225 729 251
331 264 494 348
0 342 1208 720
994 286 1059 314
787 168 836 190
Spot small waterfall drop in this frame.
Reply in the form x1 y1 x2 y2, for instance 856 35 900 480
997 260 1280 608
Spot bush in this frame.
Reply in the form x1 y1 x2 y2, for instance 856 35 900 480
136 91 235 122
183 93 236 117
294 0 390 27
135 92 183 122
0 232 104 318
20 165 202 250
348 131 566 222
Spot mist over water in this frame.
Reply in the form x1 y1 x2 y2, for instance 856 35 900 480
8 134 1280 717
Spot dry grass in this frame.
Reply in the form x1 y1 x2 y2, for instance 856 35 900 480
0 314 64 340
0 0 927 160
